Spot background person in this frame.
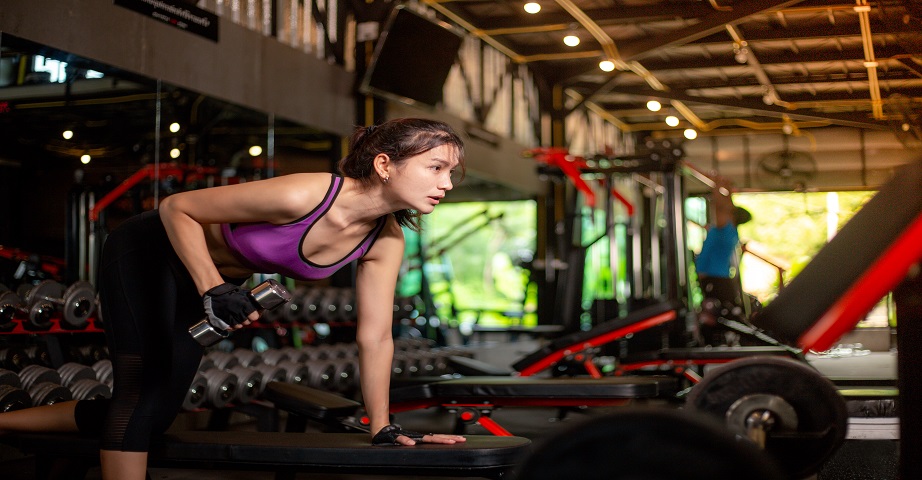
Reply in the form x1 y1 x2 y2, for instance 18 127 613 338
695 175 753 346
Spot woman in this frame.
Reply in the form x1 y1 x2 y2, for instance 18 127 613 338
0 117 467 479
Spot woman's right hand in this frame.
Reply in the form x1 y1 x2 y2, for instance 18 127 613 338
202 283 260 330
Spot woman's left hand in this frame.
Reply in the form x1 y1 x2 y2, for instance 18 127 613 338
412 433 467 446
372 424 467 446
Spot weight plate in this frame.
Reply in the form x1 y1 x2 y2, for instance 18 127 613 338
0 384 32 412
686 356 848 479
515 407 785 480
25 281 64 329
61 281 96 328
0 291 21 328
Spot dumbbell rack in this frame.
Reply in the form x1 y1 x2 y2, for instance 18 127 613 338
0 317 104 336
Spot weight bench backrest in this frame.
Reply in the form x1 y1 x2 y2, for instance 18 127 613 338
753 157 922 351
512 300 681 375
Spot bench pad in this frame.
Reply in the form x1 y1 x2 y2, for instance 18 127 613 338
1 431 531 478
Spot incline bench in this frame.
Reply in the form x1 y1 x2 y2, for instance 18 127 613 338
0 430 530 480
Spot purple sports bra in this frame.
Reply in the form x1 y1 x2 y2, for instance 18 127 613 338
221 174 387 281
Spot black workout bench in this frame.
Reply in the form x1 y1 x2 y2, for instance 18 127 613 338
0 430 531 480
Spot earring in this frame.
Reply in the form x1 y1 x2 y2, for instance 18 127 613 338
382 175 389 184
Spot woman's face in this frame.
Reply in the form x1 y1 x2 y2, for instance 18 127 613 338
389 144 460 214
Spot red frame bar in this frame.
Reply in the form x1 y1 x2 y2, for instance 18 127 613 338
89 164 218 221
477 416 514 436
517 310 677 376
800 212 922 352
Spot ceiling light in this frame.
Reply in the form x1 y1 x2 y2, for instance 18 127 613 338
169 122 181 133
249 145 263 157
563 35 580 47
170 148 181 159
524 2 541 14
684 128 698 140
902 123 911 132
599 60 616 72
80 154 91 164
646 100 662 112
62 130 74 140
665 116 680 127
782 123 794 135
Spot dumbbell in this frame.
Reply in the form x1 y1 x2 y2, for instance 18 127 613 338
231 348 264 368
226 365 263 404
251 364 287 393
58 362 98 388
200 367 239 408
0 285 24 329
58 361 113 400
188 279 292 347
69 378 112 400
21 280 97 329
205 351 240 370
92 359 113 387
18 365 72 407
23 345 53 368
0 347 33 372
183 372 209 411
275 360 309 386
0 384 32 412
1 368 22 388
19 281 89 328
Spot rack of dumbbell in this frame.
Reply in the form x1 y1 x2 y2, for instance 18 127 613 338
0 280 102 334
1 279 110 412
0 280 479 429
0 342 112 412
187 338 475 430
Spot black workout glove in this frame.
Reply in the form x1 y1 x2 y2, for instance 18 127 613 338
202 283 259 331
371 424 426 446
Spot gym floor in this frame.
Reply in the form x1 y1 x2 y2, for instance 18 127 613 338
0 339 901 480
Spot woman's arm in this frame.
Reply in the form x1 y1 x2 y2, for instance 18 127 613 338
355 218 465 445
354 218 404 437
158 173 326 295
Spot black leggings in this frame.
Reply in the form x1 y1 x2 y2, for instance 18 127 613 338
74 210 207 451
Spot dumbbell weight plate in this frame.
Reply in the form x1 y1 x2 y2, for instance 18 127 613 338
227 366 263 404
183 373 209 410
58 362 98 387
29 382 73 406
0 291 23 328
69 378 112 400
686 356 848 479
0 384 32 412
0 368 22 388
61 281 96 328
201 368 239 408
26 281 64 329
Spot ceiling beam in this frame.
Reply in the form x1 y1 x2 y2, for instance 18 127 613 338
617 0 806 61
899 58 922 79
437 3 714 31
600 86 888 129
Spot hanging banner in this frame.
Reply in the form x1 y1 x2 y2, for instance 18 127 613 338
114 0 219 42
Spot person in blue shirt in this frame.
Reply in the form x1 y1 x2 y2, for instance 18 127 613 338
695 175 752 346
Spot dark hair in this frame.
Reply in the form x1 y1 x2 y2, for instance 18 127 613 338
338 118 465 231
734 206 753 226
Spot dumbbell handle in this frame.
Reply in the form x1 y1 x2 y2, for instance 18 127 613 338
189 279 292 347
